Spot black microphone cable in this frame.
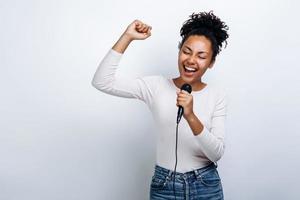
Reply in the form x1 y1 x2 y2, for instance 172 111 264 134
173 122 179 200
173 83 192 200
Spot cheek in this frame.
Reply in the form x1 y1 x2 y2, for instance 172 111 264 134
178 52 189 61
178 55 184 63
178 56 186 69
197 60 210 68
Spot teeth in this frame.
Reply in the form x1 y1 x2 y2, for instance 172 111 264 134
184 66 197 72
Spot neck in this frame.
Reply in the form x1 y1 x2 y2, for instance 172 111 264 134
173 77 206 92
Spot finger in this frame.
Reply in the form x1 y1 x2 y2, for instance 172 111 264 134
141 25 149 32
177 98 188 103
180 91 193 97
177 96 189 102
176 101 185 107
138 23 145 28
139 27 148 33
176 103 182 107
134 20 142 27
146 29 151 36
136 22 145 29
181 90 190 94
177 94 188 99
177 93 189 97
176 103 183 107
144 27 150 34
136 25 144 32
176 102 183 107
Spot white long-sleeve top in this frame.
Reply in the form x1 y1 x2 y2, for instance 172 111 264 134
92 49 227 173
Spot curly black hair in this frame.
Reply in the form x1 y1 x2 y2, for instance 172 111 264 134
179 11 229 62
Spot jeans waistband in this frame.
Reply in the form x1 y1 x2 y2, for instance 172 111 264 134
154 162 217 180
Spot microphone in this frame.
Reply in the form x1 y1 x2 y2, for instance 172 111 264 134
176 83 192 124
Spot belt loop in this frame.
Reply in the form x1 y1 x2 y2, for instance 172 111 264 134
193 168 199 178
167 170 173 180
214 162 218 168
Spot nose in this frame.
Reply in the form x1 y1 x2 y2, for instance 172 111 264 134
187 55 197 65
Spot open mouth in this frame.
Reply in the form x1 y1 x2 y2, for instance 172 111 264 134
183 65 198 73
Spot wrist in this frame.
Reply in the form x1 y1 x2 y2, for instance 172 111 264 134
112 33 133 53
184 112 204 135
185 112 196 121
122 32 134 42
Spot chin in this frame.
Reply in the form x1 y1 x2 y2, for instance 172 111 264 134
180 75 197 84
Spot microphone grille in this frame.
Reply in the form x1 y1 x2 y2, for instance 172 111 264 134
181 83 192 93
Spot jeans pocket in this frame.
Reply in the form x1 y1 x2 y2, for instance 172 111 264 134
197 169 221 187
150 174 168 189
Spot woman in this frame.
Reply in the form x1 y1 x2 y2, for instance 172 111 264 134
92 11 229 200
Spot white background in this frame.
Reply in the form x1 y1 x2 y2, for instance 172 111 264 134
1 0 299 199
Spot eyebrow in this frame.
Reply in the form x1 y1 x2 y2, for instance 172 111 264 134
183 46 208 54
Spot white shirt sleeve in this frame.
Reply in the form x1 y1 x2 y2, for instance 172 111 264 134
195 90 227 162
92 49 157 107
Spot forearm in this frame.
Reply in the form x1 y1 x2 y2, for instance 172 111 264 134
112 33 133 54
186 113 225 161
92 33 133 91
185 113 204 136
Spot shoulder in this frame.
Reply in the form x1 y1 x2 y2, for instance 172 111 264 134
135 75 167 94
207 83 228 103
137 74 166 86
139 74 164 81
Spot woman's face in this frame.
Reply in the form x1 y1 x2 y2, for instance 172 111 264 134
177 35 214 84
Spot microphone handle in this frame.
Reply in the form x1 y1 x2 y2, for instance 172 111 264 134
177 106 184 124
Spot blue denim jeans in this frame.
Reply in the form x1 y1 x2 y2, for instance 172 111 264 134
150 163 224 200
